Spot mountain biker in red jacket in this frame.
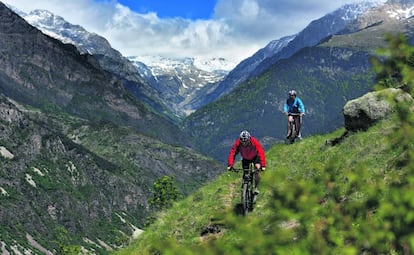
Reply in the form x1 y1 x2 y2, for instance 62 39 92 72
227 130 266 194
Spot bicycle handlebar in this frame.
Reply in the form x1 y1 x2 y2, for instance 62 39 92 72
229 168 262 173
285 112 304 116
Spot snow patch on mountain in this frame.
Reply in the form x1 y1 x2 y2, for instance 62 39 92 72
128 55 234 85
130 55 236 73
21 9 122 59
193 57 237 72
387 5 414 19
24 10 88 47
338 1 381 21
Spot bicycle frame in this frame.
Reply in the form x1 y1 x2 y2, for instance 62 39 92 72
286 112 302 144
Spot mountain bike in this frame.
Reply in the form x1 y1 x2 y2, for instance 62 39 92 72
232 163 258 216
285 112 303 144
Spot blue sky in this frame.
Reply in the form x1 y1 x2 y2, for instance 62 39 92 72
3 0 386 64
116 0 218 19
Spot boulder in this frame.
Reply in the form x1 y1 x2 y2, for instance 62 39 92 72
343 88 413 131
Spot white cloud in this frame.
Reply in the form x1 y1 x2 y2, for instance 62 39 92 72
240 0 260 17
3 0 386 63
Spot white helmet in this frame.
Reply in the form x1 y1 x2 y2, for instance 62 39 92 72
288 90 297 96
239 130 251 142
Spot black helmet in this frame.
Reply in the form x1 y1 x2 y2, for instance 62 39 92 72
288 90 297 96
239 130 251 142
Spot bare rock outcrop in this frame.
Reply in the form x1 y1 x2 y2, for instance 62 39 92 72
343 88 413 131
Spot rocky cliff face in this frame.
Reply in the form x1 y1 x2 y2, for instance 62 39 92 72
0 94 223 253
0 3 224 254
19 8 178 122
0 95 140 253
0 3 187 146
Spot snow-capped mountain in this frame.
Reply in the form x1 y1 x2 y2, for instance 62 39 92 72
128 56 237 110
129 55 234 82
197 1 381 109
342 0 414 33
256 1 380 70
10 1 407 117
23 9 123 60
15 8 184 119
181 34 295 111
128 55 235 115
14 8 236 117
193 57 237 73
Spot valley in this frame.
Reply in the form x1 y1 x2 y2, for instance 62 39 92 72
1 0 414 254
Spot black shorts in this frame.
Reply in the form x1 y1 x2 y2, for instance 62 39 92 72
242 156 261 169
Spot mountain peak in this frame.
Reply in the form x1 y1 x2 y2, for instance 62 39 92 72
385 0 414 19
387 0 414 5
345 0 414 31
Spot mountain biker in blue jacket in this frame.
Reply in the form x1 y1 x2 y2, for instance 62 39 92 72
283 90 305 138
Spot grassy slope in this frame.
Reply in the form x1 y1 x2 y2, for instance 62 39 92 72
113 113 406 254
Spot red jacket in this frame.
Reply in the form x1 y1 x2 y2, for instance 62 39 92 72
227 136 266 168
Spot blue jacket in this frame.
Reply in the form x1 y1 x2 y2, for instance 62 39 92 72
283 97 305 113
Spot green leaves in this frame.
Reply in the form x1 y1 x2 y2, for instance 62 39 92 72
371 33 414 92
149 176 181 210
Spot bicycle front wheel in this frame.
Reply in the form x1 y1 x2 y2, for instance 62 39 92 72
290 122 297 144
242 183 250 216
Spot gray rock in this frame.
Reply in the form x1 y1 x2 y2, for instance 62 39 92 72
343 88 413 131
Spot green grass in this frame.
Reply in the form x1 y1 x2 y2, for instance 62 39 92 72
113 114 413 254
